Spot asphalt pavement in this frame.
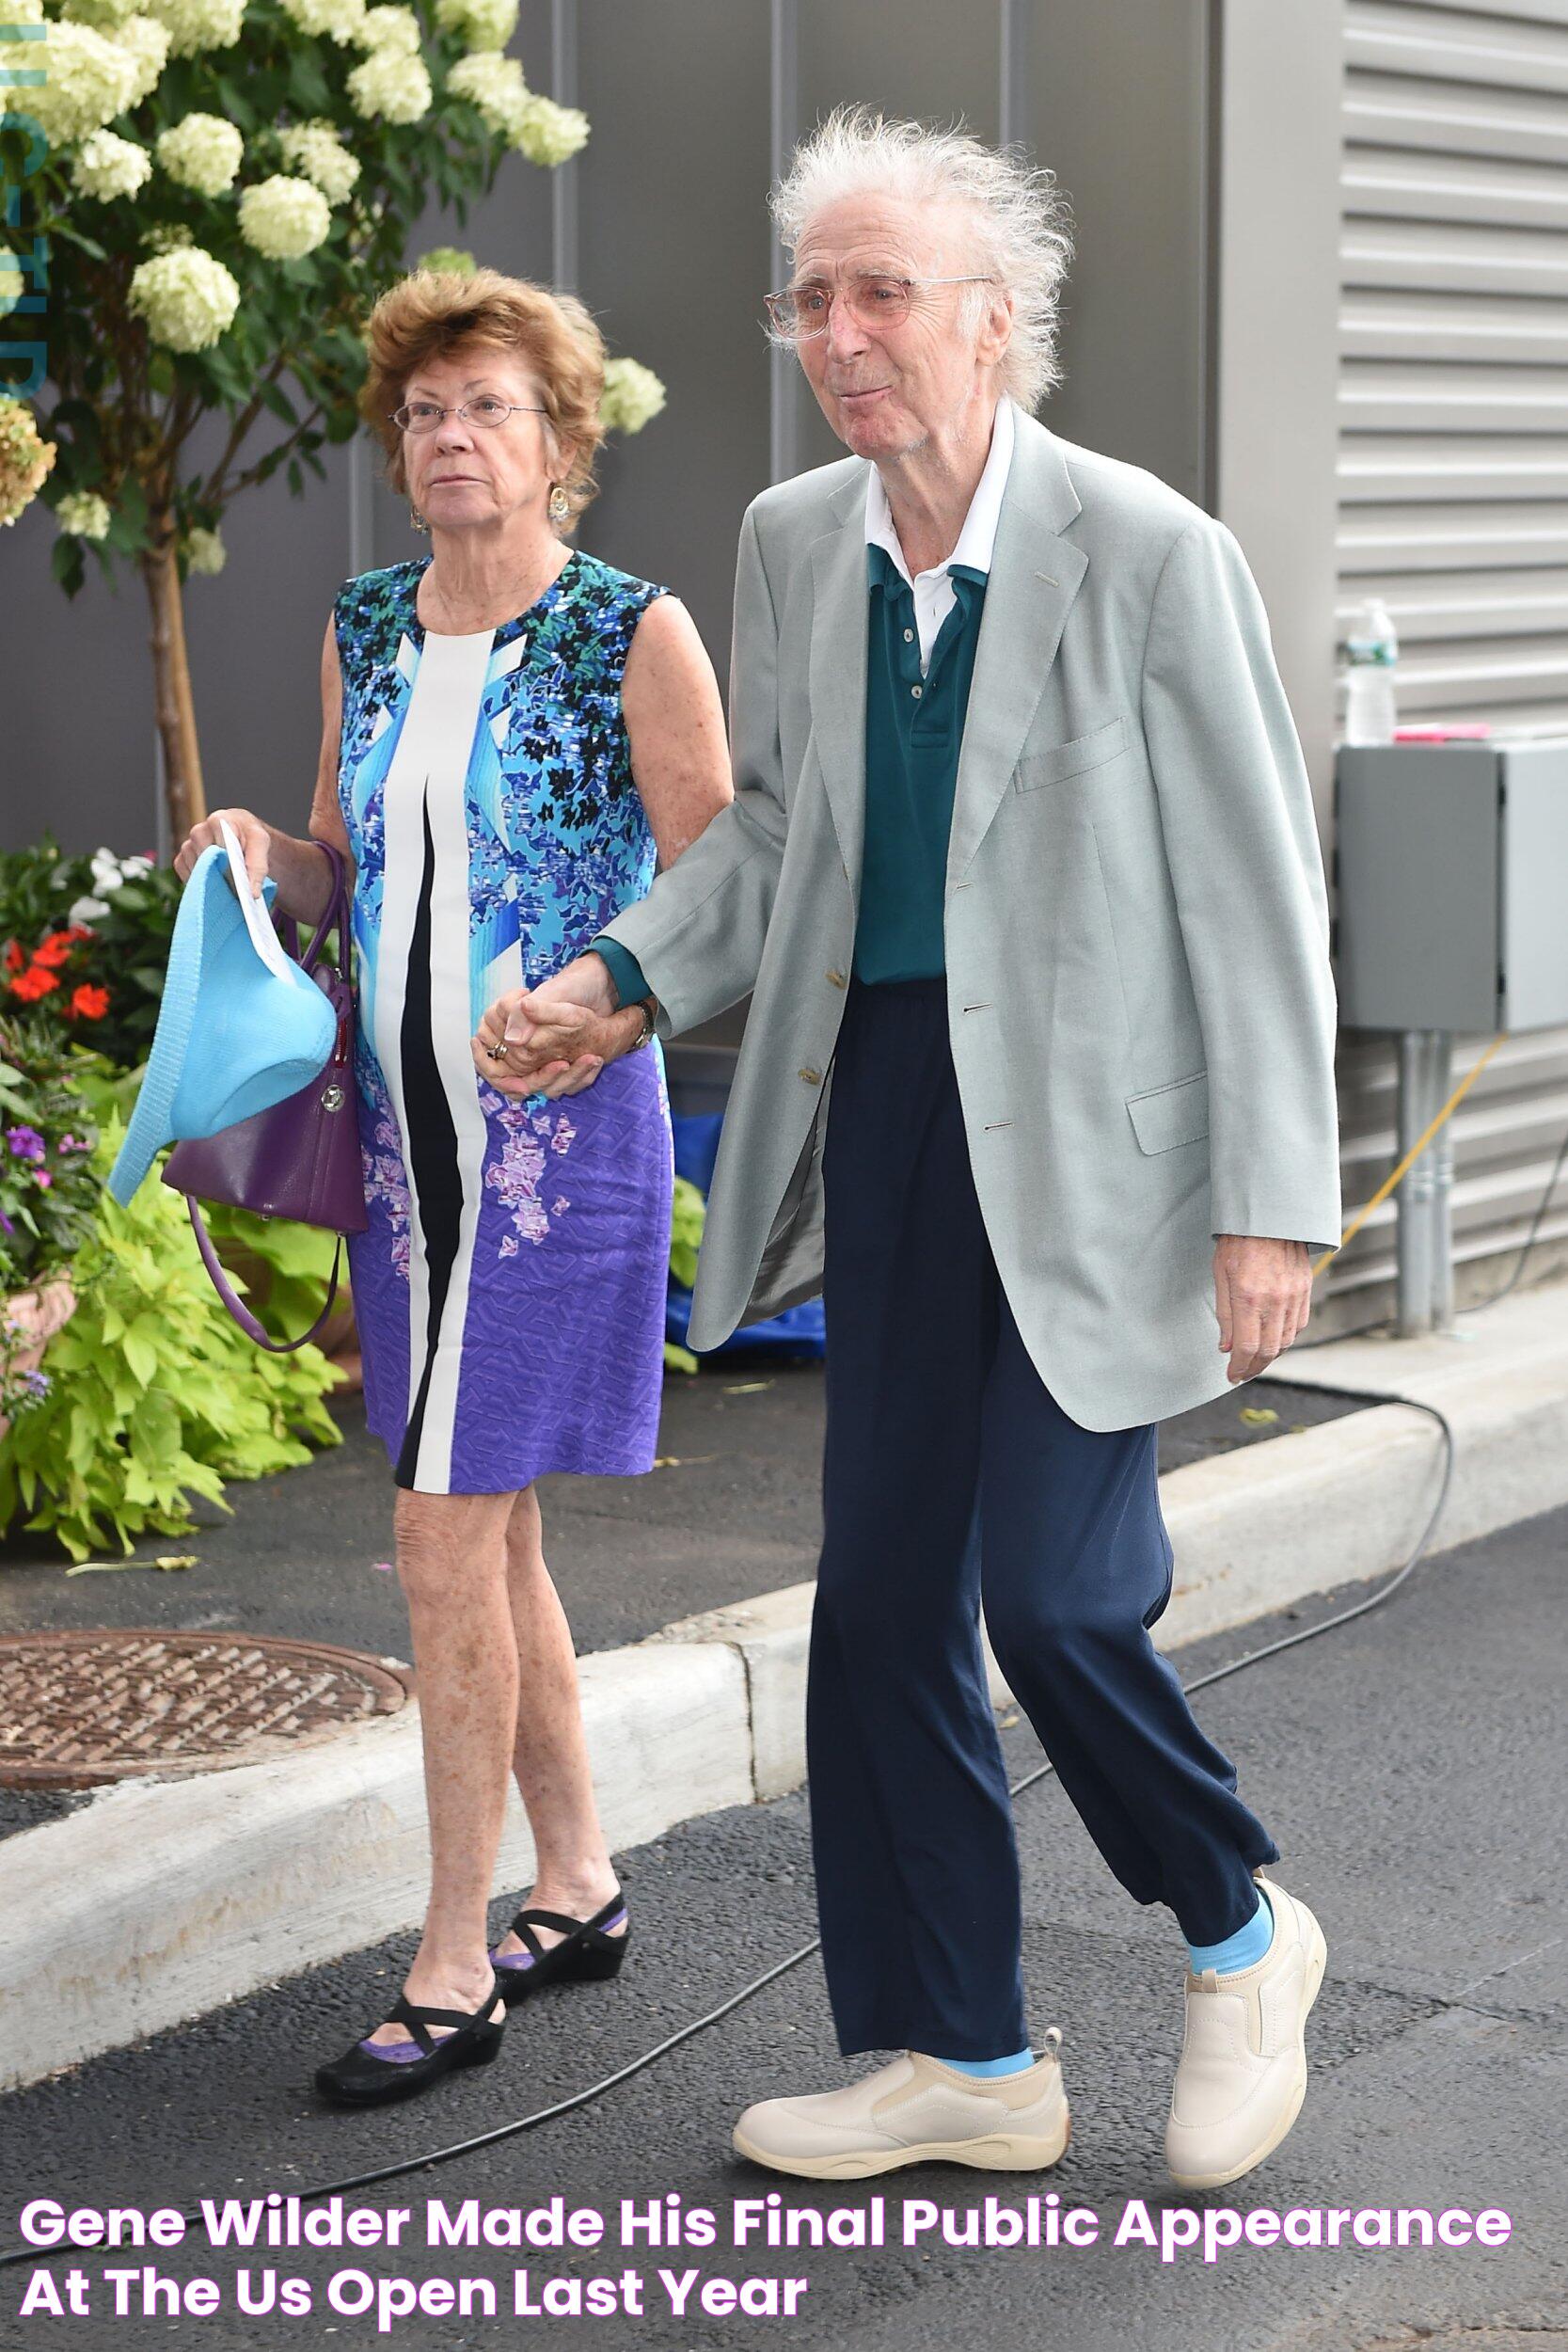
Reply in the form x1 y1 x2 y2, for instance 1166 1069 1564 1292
3 1493 1563 2352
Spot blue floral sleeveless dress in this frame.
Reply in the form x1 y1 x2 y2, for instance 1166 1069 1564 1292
333 548 673 1494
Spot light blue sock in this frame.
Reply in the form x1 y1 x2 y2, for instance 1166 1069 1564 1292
1187 1885 1273 1975
928 2046 1036 2078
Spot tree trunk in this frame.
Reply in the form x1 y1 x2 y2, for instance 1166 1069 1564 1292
140 520 206 846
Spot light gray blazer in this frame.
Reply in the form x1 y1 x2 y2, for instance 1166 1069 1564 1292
601 407 1341 1429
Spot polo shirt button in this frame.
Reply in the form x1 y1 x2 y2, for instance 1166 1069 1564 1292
911 683 923 699
903 628 914 643
800 1067 822 1086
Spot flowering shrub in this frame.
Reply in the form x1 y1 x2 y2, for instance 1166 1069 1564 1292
0 1019 102 1290
0 837 182 1069
4 0 665 847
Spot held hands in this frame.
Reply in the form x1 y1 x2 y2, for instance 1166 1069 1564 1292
1213 1235 1313 1382
472 953 630 1101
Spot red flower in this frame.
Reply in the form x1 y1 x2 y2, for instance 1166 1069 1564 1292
60 924 96 945
9 965 59 1001
31 930 78 969
68 983 110 1021
2 939 24 974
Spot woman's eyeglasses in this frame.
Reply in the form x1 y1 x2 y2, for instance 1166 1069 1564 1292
388 397 547 434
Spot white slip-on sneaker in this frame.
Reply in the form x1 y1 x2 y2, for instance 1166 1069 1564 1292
1164 1871 1327 2191
733 2030 1070 2182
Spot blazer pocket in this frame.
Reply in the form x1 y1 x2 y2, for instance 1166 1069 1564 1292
1014 713 1130 791
1126 1068 1209 1154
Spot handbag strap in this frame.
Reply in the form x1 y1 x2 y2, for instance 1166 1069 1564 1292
185 1196 345 1355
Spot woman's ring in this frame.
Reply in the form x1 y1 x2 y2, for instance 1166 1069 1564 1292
487 1039 509 1061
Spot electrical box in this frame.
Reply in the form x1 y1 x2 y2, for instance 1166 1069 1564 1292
1334 739 1568 1033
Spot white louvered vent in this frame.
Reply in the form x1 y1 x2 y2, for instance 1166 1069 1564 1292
1329 0 1568 1317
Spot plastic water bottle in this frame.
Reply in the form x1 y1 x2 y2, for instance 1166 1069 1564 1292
1344 597 1399 745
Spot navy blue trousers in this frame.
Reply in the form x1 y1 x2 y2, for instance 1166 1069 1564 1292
808 977 1278 2059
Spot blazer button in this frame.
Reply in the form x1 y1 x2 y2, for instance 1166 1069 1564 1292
799 1066 822 1086
826 969 847 988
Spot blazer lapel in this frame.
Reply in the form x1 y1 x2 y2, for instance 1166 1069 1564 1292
808 481 871 891
945 418 1087 894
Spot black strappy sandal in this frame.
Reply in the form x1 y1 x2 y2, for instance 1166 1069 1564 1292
489 1891 629 2008
313 1969 506 2106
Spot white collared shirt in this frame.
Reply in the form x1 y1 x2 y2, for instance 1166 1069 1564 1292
863 395 1015 675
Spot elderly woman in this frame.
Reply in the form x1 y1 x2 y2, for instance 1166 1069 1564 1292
176 265 731 2106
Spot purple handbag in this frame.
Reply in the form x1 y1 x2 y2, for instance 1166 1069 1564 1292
163 840 368 1354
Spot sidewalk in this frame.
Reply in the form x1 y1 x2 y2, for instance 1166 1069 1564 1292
4 1500 1563 2352
1 1275 1564 2090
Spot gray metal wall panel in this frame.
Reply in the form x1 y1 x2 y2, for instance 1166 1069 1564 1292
1330 0 1568 1325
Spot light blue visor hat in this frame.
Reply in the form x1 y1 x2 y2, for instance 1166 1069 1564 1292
105 824 338 1208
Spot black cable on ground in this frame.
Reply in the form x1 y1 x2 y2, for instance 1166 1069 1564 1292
0 1378 1456 2274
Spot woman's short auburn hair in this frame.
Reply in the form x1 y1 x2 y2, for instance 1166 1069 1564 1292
358 265 607 526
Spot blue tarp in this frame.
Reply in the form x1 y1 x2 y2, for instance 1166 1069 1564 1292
668 1110 826 1360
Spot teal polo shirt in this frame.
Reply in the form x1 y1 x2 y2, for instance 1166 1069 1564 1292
853 542 987 983
592 546 988 1007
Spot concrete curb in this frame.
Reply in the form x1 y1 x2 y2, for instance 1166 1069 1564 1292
3 1281 1564 2092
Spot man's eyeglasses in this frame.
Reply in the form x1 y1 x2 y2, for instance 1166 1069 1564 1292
388 397 547 434
763 273 996 342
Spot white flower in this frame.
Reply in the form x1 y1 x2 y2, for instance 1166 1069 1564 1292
141 0 242 56
21 19 138 145
61 0 141 25
127 246 241 351
414 243 475 277
237 174 331 260
445 48 526 139
0 248 23 320
4 0 42 20
68 895 112 924
55 490 113 539
356 2 419 49
0 401 55 531
346 44 431 122
277 119 360 203
184 525 225 574
89 850 126 890
111 12 172 103
599 356 666 435
156 112 243 196
277 0 365 40
72 128 152 201
513 91 588 167
120 854 155 874
433 0 515 46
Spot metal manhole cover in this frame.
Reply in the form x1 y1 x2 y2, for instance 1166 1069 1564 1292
0 1630 414 1789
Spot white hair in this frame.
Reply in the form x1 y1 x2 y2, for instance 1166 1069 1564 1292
768 104 1075 412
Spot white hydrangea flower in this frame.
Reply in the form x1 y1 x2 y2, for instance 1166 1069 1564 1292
22 20 138 145
60 0 141 26
141 219 194 254
346 44 431 122
5 0 42 20
0 247 22 319
356 2 419 49
277 0 365 40
184 525 225 575
513 92 589 167
111 12 172 103
277 119 360 203
141 0 242 55
237 174 332 260
415 244 476 277
55 490 113 539
72 129 153 201
599 356 666 435
156 112 243 196
446 48 526 140
0 404 55 528
128 246 241 351
433 0 515 48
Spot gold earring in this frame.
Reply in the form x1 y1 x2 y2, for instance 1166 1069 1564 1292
409 502 430 533
548 484 571 525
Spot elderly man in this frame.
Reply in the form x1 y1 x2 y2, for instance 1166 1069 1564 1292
477 107 1341 2189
